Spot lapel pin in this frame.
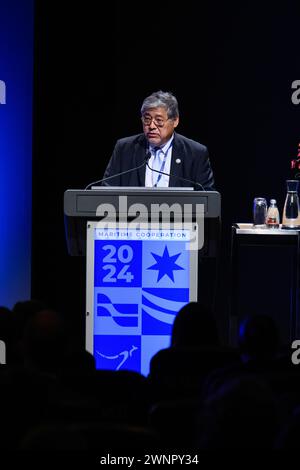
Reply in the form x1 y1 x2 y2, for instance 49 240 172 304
176 158 181 164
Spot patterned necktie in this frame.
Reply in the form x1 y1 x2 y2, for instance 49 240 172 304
152 146 164 187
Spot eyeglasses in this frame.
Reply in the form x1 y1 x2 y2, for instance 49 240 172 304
141 115 171 128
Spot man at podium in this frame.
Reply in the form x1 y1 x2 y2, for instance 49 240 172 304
102 90 215 191
64 91 220 376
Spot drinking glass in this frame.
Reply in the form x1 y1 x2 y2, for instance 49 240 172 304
253 197 267 228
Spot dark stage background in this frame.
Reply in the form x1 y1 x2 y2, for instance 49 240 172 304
32 1 300 345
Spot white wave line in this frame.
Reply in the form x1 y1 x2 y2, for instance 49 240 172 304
142 290 187 311
97 302 137 317
142 304 177 325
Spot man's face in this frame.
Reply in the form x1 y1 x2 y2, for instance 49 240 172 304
141 106 179 147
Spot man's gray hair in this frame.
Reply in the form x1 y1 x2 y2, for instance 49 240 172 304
141 90 179 119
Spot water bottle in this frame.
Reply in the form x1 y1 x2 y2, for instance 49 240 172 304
266 199 280 228
282 180 300 229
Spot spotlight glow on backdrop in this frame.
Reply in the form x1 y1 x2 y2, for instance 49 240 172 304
0 1 34 308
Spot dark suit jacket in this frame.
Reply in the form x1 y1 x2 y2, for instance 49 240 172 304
102 132 215 190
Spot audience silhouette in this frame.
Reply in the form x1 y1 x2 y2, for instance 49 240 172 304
0 306 13 363
238 313 280 363
198 375 281 449
22 308 67 375
0 298 297 451
171 301 220 348
11 299 47 365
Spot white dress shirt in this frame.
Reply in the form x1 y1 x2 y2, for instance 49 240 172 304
145 135 174 187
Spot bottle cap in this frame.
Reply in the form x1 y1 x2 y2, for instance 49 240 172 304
270 199 276 204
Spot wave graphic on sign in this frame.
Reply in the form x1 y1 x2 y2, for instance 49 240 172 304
97 294 138 314
97 293 139 327
142 288 189 325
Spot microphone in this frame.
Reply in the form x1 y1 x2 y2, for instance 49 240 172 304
146 159 206 191
84 152 151 190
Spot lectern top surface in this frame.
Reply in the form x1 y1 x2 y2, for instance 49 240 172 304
90 186 194 191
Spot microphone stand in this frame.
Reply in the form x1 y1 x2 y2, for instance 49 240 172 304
145 161 205 191
84 153 151 190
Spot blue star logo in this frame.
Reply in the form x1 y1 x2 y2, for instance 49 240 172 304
147 245 184 282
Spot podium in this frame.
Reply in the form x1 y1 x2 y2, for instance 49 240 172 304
64 188 221 375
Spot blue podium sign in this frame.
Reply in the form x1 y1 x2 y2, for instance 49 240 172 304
86 223 198 376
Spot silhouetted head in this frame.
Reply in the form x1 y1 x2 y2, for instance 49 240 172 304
59 347 96 377
0 306 13 341
0 306 13 363
23 308 67 374
11 299 48 365
198 375 280 449
12 299 47 338
171 302 219 348
238 314 279 361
